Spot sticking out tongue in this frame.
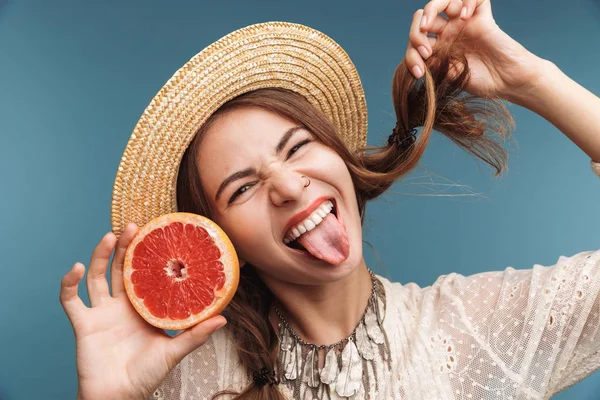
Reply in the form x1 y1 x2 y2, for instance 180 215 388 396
297 213 350 264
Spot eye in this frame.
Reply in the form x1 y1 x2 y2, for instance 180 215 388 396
286 139 312 160
228 183 254 204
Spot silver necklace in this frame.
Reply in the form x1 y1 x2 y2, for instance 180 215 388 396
273 269 392 399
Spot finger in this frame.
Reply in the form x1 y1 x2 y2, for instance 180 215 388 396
405 45 425 79
110 222 138 297
427 15 449 35
86 232 118 307
410 10 432 60
60 262 88 320
461 0 477 19
421 0 461 30
165 316 228 369
427 36 438 49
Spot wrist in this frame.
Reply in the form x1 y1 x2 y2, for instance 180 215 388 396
502 57 561 109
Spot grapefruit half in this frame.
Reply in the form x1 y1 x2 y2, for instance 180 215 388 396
123 212 239 330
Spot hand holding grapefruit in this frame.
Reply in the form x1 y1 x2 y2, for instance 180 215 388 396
59 220 235 400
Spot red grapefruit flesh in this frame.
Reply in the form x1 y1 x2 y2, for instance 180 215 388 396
123 212 239 330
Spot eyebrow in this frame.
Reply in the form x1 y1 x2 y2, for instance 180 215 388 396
215 125 304 202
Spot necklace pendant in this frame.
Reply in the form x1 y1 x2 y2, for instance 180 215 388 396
320 347 339 385
284 342 303 380
355 320 375 360
335 339 362 397
280 322 293 351
364 305 385 345
302 347 320 388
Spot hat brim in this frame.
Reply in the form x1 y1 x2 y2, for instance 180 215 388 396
111 21 368 238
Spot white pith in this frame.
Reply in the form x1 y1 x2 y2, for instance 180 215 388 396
284 200 334 244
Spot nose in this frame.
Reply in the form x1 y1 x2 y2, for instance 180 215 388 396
268 170 308 206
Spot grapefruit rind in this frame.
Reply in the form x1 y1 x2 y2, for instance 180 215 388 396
123 212 239 330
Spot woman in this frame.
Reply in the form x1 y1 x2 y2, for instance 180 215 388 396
60 0 600 399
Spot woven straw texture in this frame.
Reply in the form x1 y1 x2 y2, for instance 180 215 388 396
111 21 368 238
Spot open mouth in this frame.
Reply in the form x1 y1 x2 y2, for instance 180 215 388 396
284 198 338 252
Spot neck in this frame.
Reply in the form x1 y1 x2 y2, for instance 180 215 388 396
264 260 373 346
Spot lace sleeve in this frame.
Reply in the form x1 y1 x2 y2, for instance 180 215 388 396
148 327 249 400
149 334 222 400
544 250 600 396
424 249 600 399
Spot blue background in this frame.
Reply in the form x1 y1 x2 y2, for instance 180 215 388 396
1 0 599 399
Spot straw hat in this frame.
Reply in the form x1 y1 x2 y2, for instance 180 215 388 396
111 21 368 238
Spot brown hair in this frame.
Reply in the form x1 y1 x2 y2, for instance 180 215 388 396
176 33 514 400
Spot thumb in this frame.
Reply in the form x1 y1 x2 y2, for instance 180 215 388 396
166 316 228 364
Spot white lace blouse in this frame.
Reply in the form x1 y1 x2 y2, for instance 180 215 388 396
151 161 600 400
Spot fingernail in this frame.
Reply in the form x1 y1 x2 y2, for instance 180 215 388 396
412 65 423 79
420 15 427 29
418 46 430 59
461 7 467 18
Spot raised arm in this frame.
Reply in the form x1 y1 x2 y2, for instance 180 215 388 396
407 0 600 171
505 60 600 164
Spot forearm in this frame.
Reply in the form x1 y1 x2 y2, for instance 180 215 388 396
506 59 600 162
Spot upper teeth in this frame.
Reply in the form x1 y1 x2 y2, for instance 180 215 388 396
284 200 334 244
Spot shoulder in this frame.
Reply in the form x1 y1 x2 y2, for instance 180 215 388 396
375 249 600 316
375 273 422 303
374 250 600 398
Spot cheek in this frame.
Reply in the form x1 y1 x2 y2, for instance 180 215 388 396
312 149 356 195
217 206 270 258
311 146 349 175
